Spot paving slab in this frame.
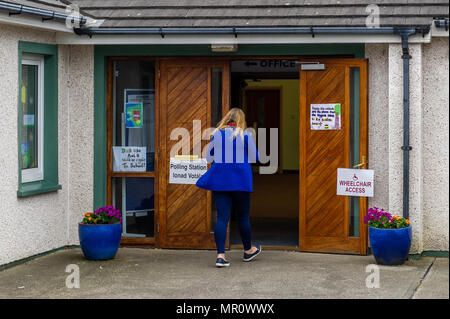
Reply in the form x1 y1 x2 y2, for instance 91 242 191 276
0 247 443 299
413 258 449 299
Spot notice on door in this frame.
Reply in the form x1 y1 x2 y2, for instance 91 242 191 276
169 158 207 184
113 146 146 172
311 103 341 130
337 168 374 197
125 102 143 128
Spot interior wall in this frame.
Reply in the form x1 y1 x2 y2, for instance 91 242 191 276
239 79 299 219
243 79 300 171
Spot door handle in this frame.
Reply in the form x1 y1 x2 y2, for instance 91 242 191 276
353 156 368 169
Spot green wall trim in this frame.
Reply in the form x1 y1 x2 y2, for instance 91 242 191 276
17 181 61 197
421 251 449 258
94 43 365 58
93 50 107 209
93 43 365 208
0 245 80 272
18 41 60 197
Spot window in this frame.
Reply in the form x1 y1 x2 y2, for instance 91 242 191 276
21 54 44 183
17 41 61 197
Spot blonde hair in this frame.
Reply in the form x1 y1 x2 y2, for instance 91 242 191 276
214 107 247 139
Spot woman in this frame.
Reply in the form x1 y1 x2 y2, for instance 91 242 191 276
196 108 262 267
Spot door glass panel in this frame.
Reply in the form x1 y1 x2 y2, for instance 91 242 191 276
114 60 156 172
21 64 39 170
211 68 222 127
210 68 223 232
349 67 360 237
111 59 156 238
113 177 155 238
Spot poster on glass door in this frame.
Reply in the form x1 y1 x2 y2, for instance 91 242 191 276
113 146 147 172
310 103 341 130
125 89 155 149
125 102 143 128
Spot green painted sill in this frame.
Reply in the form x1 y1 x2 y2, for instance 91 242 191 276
17 180 62 197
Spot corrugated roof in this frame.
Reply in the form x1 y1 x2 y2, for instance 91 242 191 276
2 0 449 28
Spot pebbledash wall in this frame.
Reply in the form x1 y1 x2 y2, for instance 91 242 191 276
365 38 449 254
0 23 94 266
0 22 448 266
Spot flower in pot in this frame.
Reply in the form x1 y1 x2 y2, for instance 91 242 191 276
364 207 412 265
78 206 122 260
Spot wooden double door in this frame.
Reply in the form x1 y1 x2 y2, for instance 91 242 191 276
158 59 230 248
108 57 368 254
299 59 368 254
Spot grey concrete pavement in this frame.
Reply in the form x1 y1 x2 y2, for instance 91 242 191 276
413 257 449 299
0 247 447 299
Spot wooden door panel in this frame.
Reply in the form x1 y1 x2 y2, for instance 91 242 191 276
159 59 229 249
300 59 368 255
303 65 348 240
167 186 207 234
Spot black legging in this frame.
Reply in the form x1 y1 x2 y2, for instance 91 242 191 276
213 191 252 254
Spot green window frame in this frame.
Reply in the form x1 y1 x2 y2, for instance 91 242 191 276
17 41 61 197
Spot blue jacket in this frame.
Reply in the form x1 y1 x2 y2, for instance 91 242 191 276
196 128 259 192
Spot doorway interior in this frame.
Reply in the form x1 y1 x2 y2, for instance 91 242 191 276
228 59 300 248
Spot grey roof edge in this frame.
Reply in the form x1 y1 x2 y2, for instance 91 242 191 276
77 4 450 10
0 0 88 24
73 25 431 37
58 0 96 18
0 0 442 36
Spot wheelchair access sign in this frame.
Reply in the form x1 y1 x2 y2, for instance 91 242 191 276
337 168 374 197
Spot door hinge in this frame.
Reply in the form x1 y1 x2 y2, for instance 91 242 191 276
158 69 160 79
157 223 160 233
115 70 120 77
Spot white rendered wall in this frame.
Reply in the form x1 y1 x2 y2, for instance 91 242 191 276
366 43 390 212
0 23 94 266
60 45 95 246
367 38 449 254
421 37 449 252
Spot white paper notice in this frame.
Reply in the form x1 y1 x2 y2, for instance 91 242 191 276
337 168 374 197
113 146 146 172
169 158 207 184
311 103 341 130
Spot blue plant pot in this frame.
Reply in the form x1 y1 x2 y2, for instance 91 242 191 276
369 225 412 265
78 223 122 260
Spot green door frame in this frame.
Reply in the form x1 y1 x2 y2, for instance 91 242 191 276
93 43 365 209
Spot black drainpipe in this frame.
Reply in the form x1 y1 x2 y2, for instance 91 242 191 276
394 28 417 220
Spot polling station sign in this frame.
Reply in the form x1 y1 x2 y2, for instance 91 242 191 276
337 168 374 197
169 158 207 184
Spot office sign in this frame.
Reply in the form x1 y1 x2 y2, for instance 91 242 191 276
169 158 207 184
337 168 374 197
231 60 299 73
